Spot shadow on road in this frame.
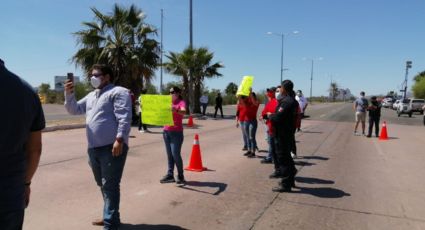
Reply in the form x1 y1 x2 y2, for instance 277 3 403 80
179 181 227 196
294 161 316 166
299 156 329 161
295 176 334 184
120 223 188 230
293 186 350 198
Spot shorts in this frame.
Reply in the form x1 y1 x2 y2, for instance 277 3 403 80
355 112 366 122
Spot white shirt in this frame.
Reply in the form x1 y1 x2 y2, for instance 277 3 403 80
200 95 208 104
296 95 308 112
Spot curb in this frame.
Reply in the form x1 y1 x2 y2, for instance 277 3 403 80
43 124 86 133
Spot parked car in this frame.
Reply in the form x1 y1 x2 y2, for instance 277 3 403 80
382 98 395 108
392 100 401 110
397 99 412 117
409 99 425 114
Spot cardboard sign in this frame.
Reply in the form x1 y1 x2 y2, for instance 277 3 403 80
141 95 174 126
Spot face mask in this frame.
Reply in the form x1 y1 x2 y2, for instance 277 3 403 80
275 92 282 100
90 76 102 89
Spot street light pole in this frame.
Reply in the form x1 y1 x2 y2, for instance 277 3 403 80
403 61 412 100
267 31 298 84
160 9 164 93
280 34 284 84
310 59 314 102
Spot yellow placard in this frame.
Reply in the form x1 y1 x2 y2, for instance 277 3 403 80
236 75 254 96
141 95 174 126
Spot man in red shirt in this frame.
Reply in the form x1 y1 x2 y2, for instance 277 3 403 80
260 88 280 171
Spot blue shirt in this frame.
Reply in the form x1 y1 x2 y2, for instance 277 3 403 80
65 84 132 148
0 62 45 211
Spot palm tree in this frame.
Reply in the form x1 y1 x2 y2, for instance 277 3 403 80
163 47 223 113
72 4 159 96
329 82 339 102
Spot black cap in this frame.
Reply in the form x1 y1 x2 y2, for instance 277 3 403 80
281 79 294 92
267 87 277 92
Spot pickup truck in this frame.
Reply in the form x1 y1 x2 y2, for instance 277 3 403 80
410 99 425 114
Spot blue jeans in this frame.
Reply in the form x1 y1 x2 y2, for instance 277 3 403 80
266 133 274 160
240 121 248 148
163 131 184 176
0 210 24 230
88 144 128 230
244 120 258 151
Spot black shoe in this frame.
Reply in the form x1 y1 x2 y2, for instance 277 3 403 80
247 152 256 158
242 147 248 151
243 151 251 156
261 158 273 164
269 171 283 179
272 185 292 193
160 175 175 183
366 135 371 138
176 175 186 185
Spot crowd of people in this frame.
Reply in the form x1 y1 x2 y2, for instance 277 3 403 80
236 81 304 192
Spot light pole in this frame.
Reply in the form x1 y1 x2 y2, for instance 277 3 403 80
402 61 412 100
267 31 299 84
304 57 323 102
159 9 164 93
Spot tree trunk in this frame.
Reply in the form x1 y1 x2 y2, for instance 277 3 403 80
193 80 202 114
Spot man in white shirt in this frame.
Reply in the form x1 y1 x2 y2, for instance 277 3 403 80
295 90 308 118
200 94 209 115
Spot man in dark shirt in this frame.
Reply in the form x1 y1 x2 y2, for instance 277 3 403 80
367 96 382 138
0 58 45 230
214 92 224 118
267 80 298 192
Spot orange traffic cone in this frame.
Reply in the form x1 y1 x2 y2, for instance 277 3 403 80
379 121 389 140
185 134 207 172
187 115 194 127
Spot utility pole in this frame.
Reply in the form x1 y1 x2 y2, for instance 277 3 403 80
188 0 194 113
403 61 412 100
309 59 314 103
160 9 164 94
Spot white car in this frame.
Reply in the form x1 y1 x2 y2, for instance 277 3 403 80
392 100 401 110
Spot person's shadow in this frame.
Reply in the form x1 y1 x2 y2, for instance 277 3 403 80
120 223 188 230
294 161 316 166
179 181 227 196
292 177 350 198
299 156 329 161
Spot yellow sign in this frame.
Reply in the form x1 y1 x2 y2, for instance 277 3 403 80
236 75 254 96
141 95 174 126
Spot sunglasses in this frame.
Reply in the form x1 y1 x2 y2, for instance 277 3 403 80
91 73 103 78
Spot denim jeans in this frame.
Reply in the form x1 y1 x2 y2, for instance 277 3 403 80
0 209 24 230
244 120 258 151
240 121 248 148
266 133 275 160
163 131 184 177
88 144 128 230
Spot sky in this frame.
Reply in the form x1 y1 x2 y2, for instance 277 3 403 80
1 0 424 97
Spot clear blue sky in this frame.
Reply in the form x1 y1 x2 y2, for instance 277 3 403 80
1 0 424 97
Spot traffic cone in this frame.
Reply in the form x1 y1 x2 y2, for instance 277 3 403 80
379 121 389 140
185 134 207 172
187 115 194 127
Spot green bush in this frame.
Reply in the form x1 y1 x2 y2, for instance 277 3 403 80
412 77 425 99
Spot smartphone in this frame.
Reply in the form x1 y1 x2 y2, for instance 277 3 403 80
67 73 74 83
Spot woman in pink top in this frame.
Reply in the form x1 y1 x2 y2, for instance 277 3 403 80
160 86 187 185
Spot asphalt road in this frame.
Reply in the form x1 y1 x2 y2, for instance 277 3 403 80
26 103 425 229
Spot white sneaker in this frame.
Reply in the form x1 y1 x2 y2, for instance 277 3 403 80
354 132 359 136
139 130 145 133
291 152 296 158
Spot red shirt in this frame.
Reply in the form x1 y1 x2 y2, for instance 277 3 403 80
261 98 278 135
237 103 249 121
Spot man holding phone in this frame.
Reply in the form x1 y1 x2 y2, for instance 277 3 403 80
64 64 131 230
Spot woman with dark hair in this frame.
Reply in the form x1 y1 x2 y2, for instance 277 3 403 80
245 92 260 158
160 86 187 184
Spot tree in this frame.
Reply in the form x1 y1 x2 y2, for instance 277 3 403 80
413 71 425 83
412 77 425 99
162 81 184 95
72 4 160 96
329 82 339 102
163 47 223 113
225 82 238 96
74 82 92 100
38 83 51 95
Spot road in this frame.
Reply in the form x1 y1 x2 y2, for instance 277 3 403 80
26 103 425 229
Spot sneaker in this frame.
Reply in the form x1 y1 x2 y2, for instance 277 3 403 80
354 132 359 136
261 158 273 164
272 185 292 193
291 152 296 159
362 133 366 136
243 151 251 156
247 152 256 158
160 175 175 183
176 175 186 185
366 135 371 138
139 130 146 133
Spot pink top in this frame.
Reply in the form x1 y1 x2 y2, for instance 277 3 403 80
164 99 186 132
